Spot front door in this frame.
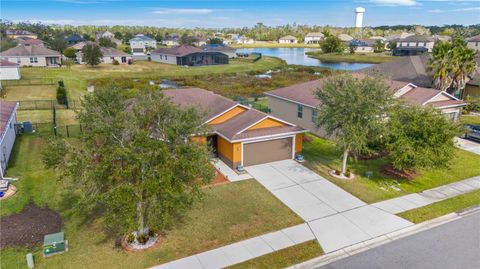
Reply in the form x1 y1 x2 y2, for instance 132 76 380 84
206 135 218 157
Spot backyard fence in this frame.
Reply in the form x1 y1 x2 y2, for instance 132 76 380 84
15 98 80 110
2 78 56 86
19 122 83 138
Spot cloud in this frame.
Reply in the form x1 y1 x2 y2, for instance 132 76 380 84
427 6 480 13
369 0 418 6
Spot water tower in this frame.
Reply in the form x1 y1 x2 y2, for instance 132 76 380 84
355 7 365 28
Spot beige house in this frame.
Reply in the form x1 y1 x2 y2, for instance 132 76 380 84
0 45 61 67
467 35 480 52
6 30 37 39
76 47 132 64
265 78 466 137
304 32 324 44
397 35 435 52
0 59 21 80
279 35 298 44
338 34 353 42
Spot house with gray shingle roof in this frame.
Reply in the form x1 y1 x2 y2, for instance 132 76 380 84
279 35 298 44
305 32 324 44
151 45 229 66
394 35 435 55
129 34 157 55
0 45 61 67
265 75 466 136
75 46 132 65
162 88 306 169
0 59 21 80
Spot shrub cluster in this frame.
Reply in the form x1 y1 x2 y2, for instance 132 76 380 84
56 80 67 104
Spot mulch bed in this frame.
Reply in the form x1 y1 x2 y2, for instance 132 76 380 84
209 167 229 186
381 164 418 180
0 202 63 248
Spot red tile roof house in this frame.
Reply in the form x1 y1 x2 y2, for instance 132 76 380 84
0 59 21 80
0 101 18 179
163 88 307 169
265 77 467 137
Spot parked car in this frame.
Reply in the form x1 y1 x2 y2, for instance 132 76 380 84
464 124 480 141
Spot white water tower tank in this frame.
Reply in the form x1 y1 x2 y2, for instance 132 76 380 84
355 7 365 28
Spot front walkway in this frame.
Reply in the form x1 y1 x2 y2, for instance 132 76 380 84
455 137 480 155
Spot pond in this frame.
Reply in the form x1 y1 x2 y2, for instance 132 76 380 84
236 48 374 70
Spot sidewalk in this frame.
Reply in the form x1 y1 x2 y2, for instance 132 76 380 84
372 176 480 214
150 173 480 269
150 223 315 269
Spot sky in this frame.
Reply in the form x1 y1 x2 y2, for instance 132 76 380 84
1 0 479 28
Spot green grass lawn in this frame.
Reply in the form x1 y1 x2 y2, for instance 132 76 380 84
460 115 480 125
227 240 323 269
306 52 397 64
19 57 286 101
303 134 480 203
2 85 57 101
397 189 480 223
16 109 78 125
0 134 303 269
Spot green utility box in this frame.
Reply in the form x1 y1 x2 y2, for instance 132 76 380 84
43 232 67 257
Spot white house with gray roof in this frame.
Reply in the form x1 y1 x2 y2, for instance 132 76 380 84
304 32 324 44
467 35 480 52
76 47 132 65
129 34 157 55
0 45 61 67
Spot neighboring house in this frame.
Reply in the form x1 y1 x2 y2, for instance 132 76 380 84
194 37 208 47
304 32 324 44
65 34 86 45
129 34 157 55
0 60 21 80
394 35 435 56
265 77 466 137
95 31 122 45
68 41 90 52
162 36 180 46
363 54 480 98
349 39 374 53
467 35 480 52
369 36 386 41
6 30 37 39
338 34 353 42
0 45 61 67
385 32 414 42
0 101 18 179
236 36 255 44
279 35 298 44
76 47 132 64
433 35 451 42
151 45 229 66
201 45 237 58
15 37 44 46
163 88 306 169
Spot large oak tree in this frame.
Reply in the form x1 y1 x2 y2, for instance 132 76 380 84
44 88 215 237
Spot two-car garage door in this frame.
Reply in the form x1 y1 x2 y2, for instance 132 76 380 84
243 137 293 166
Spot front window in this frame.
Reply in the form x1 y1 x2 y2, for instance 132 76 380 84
121 57 126 63
17 57 21 64
29 57 37 63
311 108 318 122
297 104 303 118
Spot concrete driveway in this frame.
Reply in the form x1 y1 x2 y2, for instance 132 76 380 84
246 160 413 253
455 137 480 155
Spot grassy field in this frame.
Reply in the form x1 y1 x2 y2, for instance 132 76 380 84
460 115 480 125
397 189 480 223
0 135 303 269
231 41 319 48
16 110 78 125
19 57 286 101
227 240 323 269
2 85 57 101
306 52 397 64
303 134 480 203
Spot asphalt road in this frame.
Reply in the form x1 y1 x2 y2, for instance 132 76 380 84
317 210 480 269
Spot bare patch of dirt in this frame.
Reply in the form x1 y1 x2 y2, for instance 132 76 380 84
0 202 63 248
381 164 418 180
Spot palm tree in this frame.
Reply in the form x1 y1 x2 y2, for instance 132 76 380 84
428 41 454 92
428 38 477 98
451 46 477 98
